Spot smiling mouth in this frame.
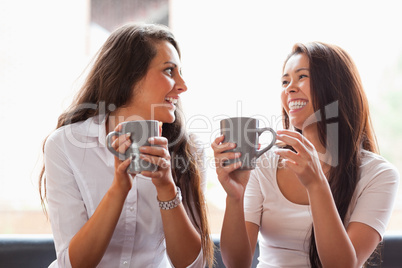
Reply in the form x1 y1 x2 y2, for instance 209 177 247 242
288 100 307 110
165 97 178 105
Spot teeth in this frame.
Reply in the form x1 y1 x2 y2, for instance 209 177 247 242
165 97 178 104
289 100 307 110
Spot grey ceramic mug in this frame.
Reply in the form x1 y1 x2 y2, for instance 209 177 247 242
220 117 276 170
106 120 160 174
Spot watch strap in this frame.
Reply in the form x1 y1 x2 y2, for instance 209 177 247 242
157 186 182 210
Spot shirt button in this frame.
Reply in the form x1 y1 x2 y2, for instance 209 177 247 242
123 261 128 265
129 206 134 211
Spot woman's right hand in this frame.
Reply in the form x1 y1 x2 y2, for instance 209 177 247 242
110 124 133 195
211 135 251 200
69 124 134 267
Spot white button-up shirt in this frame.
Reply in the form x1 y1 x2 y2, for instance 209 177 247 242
45 115 205 268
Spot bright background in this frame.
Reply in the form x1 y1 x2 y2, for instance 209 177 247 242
1 0 401 234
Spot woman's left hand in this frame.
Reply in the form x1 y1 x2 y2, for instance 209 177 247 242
139 136 176 191
274 130 327 190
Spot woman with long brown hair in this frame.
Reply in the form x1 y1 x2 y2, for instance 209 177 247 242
39 23 213 268
212 42 399 267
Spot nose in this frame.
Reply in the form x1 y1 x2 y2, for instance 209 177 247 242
284 80 299 94
175 74 188 93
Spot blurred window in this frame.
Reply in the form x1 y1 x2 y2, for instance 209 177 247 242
0 0 401 234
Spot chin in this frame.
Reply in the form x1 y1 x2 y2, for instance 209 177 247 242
157 114 176 124
165 117 176 124
290 119 303 130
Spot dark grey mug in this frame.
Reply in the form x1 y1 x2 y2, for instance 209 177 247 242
220 117 276 170
106 120 160 174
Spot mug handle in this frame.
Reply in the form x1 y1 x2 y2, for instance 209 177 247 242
255 128 276 158
106 131 127 160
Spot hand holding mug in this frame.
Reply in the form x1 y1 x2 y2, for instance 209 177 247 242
106 120 160 174
212 135 252 200
220 117 276 170
106 120 176 197
138 136 176 190
275 130 326 190
212 117 276 199
108 123 135 194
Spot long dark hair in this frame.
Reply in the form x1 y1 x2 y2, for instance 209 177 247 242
39 23 214 267
282 42 378 267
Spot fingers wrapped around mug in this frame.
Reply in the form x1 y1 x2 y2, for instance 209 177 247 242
211 135 242 173
275 130 312 164
275 130 324 187
276 130 314 154
115 157 132 174
110 133 132 156
111 155 133 194
110 124 132 156
138 136 172 179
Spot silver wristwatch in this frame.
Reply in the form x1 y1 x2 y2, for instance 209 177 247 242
157 186 182 210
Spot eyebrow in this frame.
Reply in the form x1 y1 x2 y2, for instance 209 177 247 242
282 67 309 78
164 61 178 67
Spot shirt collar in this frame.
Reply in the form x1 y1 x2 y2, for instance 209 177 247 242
97 114 107 147
73 114 108 146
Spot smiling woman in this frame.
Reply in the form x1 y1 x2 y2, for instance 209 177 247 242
124 41 187 124
1 1 402 267
281 54 313 130
211 41 399 268
38 23 214 268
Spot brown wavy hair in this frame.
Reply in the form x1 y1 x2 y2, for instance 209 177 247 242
38 22 214 267
282 42 379 267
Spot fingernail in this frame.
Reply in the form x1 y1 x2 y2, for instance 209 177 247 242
148 137 154 142
139 146 146 152
235 152 241 157
126 133 131 137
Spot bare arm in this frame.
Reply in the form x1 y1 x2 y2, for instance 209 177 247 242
69 130 133 268
307 182 380 267
220 196 253 268
211 135 258 268
276 130 382 267
157 185 202 268
246 222 260 260
140 137 202 268
69 175 130 268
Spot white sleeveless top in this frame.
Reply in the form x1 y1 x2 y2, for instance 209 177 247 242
244 148 399 267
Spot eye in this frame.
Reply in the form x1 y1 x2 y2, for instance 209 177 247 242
299 74 308 79
282 80 289 87
165 67 174 77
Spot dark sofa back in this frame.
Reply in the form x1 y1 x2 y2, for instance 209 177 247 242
1 232 401 267
0 235 55 268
